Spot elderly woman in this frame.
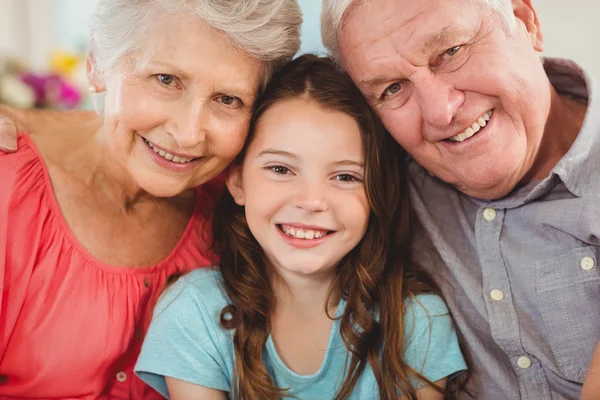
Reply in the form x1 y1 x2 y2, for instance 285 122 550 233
0 0 301 398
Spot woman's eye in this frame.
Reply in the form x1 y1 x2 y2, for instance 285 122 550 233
217 95 242 107
157 74 176 86
270 166 289 175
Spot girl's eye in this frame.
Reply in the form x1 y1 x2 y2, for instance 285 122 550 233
270 166 290 175
217 95 243 108
336 174 359 182
157 74 176 86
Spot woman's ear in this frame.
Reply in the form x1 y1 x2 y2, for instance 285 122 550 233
226 165 245 206
86 52 106 93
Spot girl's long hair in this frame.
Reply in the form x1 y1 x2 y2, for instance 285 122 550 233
211 54 462 399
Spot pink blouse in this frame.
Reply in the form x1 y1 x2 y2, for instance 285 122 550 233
0 135 222 399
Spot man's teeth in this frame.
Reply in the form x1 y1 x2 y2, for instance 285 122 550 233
449 110 493 143
143 138 195 163
280 224 328 240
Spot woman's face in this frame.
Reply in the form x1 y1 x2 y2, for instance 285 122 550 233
98 16 265 197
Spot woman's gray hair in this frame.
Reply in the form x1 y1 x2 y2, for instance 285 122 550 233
321 0 516 67
89 0 302 109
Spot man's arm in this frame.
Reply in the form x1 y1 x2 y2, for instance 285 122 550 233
0 105 97 152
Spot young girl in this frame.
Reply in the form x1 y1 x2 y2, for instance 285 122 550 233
134 55 467 399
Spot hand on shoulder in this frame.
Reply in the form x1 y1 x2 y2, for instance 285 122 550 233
0 105 20 152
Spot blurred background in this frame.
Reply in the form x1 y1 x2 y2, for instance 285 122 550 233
0 0 597 110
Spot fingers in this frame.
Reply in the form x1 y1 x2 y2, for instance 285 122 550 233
0 114 18 153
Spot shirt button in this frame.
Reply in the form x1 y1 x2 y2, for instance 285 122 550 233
580 257 595 271
490 289 504 301
517 356 532 369
483 207 497 221
116 371 127 382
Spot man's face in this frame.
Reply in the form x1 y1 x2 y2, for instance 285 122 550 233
339 0 551 199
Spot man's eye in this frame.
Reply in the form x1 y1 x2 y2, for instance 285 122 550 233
217 95 242 107
157 74 176 86
445 45 462 57
382 82 402 99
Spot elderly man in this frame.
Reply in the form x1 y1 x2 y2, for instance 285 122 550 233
320 0 597 399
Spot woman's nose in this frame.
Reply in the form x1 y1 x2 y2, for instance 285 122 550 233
171 103 208 148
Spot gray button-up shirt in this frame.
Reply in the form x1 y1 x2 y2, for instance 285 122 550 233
409 58 600 400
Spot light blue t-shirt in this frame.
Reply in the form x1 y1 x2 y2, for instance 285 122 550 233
135 268 466 399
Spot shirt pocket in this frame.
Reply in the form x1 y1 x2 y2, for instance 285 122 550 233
535 246 600 383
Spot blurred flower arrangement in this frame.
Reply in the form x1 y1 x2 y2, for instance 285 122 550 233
0 50 88 109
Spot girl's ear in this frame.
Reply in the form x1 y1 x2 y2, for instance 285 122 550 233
226 165 245 206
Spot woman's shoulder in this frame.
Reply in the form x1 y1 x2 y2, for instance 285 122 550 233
0 134 47 208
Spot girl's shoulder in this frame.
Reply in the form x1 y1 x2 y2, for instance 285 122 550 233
404 293 449 319
403 293 451 339
154 267 229 318
401 294 467 386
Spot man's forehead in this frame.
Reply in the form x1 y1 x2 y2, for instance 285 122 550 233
339 0 480 74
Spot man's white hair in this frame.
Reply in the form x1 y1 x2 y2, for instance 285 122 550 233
89 0 302 109
321 0 516 65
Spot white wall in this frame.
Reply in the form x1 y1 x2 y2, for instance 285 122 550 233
0 1 598 74
536 1 600 75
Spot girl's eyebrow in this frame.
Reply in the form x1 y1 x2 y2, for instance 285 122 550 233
257 149 298 159
331 160 364 168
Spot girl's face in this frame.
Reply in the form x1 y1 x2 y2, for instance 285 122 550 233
227 97 370 280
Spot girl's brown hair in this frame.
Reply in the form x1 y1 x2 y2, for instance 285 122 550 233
212 54 459 399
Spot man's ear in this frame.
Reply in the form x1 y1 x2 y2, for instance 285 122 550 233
512 0 544 52
226 165 245 206
86 52 106 93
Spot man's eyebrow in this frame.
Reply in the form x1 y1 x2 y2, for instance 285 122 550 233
422 25 467 52
359 74 394 90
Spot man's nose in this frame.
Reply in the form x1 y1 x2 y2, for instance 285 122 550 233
415 74 465 128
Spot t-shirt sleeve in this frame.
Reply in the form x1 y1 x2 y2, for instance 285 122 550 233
134 273 231 398
403 294 467 388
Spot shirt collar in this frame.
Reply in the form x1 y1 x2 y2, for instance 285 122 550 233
545 57 600 198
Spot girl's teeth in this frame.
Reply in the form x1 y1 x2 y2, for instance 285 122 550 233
280 225 328 240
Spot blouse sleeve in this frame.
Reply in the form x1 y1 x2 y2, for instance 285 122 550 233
403 294 467 388
135 271 232 398
0 136 43 352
